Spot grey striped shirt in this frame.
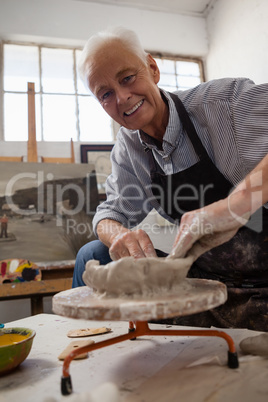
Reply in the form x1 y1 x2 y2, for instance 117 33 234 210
93 77 268 233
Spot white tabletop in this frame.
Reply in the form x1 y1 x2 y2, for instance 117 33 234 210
1 313 267 402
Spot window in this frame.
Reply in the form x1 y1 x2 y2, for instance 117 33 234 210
155 56 203 91
1 43 204 142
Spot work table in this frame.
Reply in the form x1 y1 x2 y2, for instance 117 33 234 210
1 313 268 401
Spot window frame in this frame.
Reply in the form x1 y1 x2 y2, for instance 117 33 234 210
151 51 205 89
0 40 205 143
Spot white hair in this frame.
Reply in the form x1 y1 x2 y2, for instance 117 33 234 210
78 26 148 89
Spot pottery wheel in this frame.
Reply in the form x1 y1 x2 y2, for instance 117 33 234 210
53 278 227 321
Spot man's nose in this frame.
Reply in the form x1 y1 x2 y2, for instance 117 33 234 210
116 87 131 104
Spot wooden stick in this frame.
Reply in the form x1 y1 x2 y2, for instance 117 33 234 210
27 82 38 162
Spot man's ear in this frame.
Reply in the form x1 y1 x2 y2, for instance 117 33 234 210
147 54 160 84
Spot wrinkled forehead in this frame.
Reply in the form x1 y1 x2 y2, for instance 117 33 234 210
89 40 144 71
86 41 146 92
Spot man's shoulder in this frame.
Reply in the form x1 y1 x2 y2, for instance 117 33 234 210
173 77 253 105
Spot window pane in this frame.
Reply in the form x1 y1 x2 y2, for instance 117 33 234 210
4 93 41 141
155 58 175 74
35 94 42 141
75 49 89 95
42 48 75 94
4 44 40 92
176 61 200 77
177 76 201 89
79 96 112 142
159 85 178 93
159 73 177 88
42 95 77 141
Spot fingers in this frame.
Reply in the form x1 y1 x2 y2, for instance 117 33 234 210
171 225 239 262
169 197 248 260
169 212 204 259
109 248 130 261
109 229 157 260
135 230 157 257
169 227 198 259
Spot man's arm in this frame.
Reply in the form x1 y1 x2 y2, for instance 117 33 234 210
170 153 268 260
96 219 157 260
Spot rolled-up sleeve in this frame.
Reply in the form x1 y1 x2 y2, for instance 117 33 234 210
92 130 153 235
231 78 268 175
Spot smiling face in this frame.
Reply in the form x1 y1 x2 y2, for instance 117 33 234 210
87 40 169 140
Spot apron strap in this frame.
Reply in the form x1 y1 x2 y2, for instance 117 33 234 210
169 92 208 160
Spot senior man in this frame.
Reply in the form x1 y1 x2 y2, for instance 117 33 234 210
73 27 268 331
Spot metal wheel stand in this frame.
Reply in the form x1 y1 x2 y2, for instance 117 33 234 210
61 320 239 395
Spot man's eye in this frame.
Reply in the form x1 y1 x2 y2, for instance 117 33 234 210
102 91 111 100
123 75 135 84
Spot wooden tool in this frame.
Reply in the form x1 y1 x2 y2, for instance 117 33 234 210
58 339 94 360
67 327 111 338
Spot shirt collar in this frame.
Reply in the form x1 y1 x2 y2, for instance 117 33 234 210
139 89 182 156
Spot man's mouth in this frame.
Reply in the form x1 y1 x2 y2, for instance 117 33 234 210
124 99 144 116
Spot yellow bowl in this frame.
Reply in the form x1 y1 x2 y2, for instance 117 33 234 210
0 327 36 375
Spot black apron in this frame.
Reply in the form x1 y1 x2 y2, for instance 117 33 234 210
150 92 268 331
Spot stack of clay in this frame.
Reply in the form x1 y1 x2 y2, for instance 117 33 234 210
83 255 194 298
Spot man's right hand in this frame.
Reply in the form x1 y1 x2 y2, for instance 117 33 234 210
97 219 157 260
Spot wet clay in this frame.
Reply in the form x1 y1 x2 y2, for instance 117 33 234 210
240 333 268 357
83 255 194 298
